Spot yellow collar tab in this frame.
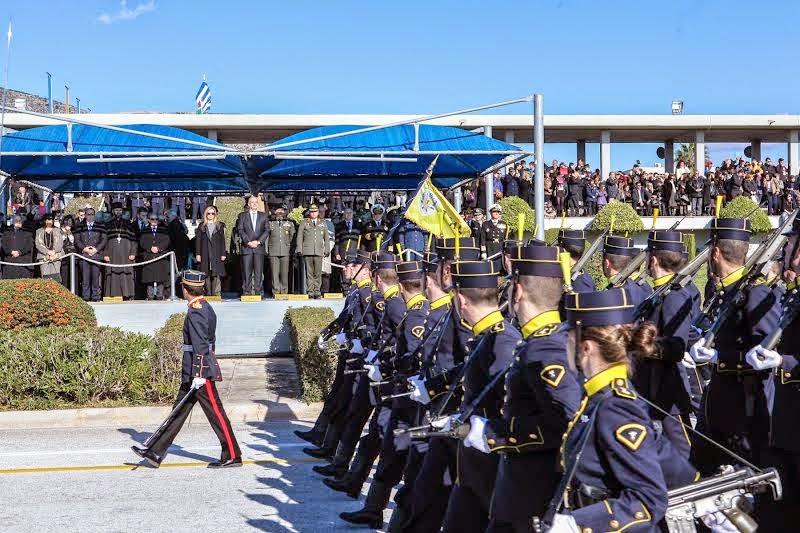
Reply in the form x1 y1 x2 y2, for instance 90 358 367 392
472 310 504 336
406 293 428 310
521 310 562 340
382 285 400 299
357 278 371 288
629 271 641 282
652 273 675 288
430 294 452 310
716 267 745 290
788 280 798 292
584 363 628 397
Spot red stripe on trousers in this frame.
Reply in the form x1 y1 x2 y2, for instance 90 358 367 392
205 379 237 460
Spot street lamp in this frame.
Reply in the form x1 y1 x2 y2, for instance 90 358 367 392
671 100 684 115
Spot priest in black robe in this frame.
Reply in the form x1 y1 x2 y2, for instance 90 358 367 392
104 203 137 299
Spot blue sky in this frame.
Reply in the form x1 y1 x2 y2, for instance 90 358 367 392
3 0 799 168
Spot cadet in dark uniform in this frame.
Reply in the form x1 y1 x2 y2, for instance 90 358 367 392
479 244 582 532
479 203 507 268
440 259 521 533
689 218 781 474
549 289 668 532
360 204 389 253
557 229 595 293
132 270 241 468
266 205 295 296
602 235 651 306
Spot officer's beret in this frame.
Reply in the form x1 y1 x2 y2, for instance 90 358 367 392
558 229 586 249
564 288 635 327
180 269 207 288
710 218 751 242
604 235 639 257
647 230 686 254
396 260 424 281
435 237 481 261
508 244 563 278
372 251 398 271
452 260 500 289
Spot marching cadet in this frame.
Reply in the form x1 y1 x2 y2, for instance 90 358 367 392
479 203 507 268
325 252 405 500
439 259 521 533
635 230 699 458
556 229 596 292
688 218 781 473
476 244 583 532
601 235 652 306
295 205 330 299
743 217 800 530
547 289 668 533
132 270 241 468
339 259 430 528
360 204 389 253
266 205 295 296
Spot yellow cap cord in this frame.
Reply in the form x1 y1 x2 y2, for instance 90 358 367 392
715 195 723 218
651 208 659 230
517 213 525 242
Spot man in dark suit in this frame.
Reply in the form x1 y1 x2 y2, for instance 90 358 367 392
631 180 650 216
73 208 107 301
236 195 269 295
333 208 361 262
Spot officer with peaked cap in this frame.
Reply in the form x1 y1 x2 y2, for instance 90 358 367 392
479 203 507 267
295 204 330 298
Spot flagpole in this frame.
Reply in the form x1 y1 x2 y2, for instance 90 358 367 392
0 19 12 220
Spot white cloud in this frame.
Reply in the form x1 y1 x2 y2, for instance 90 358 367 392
97 1 156 25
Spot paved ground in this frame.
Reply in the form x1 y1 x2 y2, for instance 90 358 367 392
0 419 393 532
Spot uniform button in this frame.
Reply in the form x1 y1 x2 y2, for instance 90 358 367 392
515 356 520 362
487 438 496 445
736 364 743 369
581 529 592 533
609 520 620 529
500 408 505 416
445 385 450 390
719 362 726 369
785 372 792 378
508 437 517 444
634 511 645 519
529 433 537 439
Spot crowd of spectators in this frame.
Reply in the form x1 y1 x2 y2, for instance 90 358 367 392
460 156 798 217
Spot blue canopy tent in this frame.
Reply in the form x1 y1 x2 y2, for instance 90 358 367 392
0 123 247 193
248 124 525 191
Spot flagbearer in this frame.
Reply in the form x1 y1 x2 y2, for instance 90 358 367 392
132 270 241 468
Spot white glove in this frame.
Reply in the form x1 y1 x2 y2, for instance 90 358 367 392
547 513 580 533
462 415 490 453
334 332 348 346
745 345 783 371
365 349 379 363
317 335 327 350
365 364 382 382
481 253 487 260
350 338 364 354
430 415 454 432
191 377 207 389
690 325 704 338
407 376 431 405
701 511 740 533
681 352 697 369
689 338 718 364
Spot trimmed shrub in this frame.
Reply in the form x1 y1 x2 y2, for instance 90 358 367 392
498 196 536 235
286 306 338 403
683 233 697 261
0 279 96 330
719 196 772 233
63 195 103 217
150 313 184 400
288 207 305 225
592 200 645 233
0 326 171 410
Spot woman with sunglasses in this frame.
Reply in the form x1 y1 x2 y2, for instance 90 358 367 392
194 206 227 296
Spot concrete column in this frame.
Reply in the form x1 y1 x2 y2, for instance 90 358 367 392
207 130 218 141
664 141 675 174
789 131 799 176
484 126 494 211
576 140 586 164
694 131 705 173
504 130 515 144
750 139 762 161
600 131 611 181
453 187 463 213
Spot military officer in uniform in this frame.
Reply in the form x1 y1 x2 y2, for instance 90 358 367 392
361 204 389 253
295 205 330 299
131 270 241 468
601 235 651 306
557 229 595 293
479 203 507 268
267 205 295 296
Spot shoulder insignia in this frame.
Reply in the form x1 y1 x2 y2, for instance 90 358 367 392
612 377 636 400
411 301 424 310
411 325 425 339
191 301 202 309
615 423 647 451
539 364 565 387
365 295 372 303
533 323 560 337
491 322 505 333
376 301 386 312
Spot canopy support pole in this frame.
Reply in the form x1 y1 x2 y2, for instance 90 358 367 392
533 94 544 241
66 123 73 152
413 123 419 151
70 254 76 294
169 252 177 301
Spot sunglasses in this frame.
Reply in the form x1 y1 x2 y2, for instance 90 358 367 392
207 212 216 216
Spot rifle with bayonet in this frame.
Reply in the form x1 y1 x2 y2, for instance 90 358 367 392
606 250 648 289
634 247 711 321
758 285 800 352
571 229 608 281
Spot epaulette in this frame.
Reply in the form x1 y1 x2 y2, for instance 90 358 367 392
611 377 636 400
532 322 567 338
191 301 203 310
375 301 386 312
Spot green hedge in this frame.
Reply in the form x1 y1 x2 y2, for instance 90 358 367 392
719 196 772 233
63 195 103 217
592 200 645 233
286 306 338 403
0 279 96 330
498 196 536 236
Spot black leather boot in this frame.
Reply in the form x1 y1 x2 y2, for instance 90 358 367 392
386 500 409 532
302 423 340 460
294 414 329 447
339 480 392 528
323 452 373 499
312 440 357 478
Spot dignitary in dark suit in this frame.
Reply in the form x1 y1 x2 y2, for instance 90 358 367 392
138 213 172 300
294 205 330 298
267 205 295 296
74 208 107 301
194 206 227 297
236 195 269 295
103 203 137 299
333 208 361 262
2 214 34 279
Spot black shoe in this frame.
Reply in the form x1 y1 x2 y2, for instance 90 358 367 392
131 446 161 468
303 446 334 460
339 509 383 529
323 477 361 499
294 428 323 445
313 462 348 478
208 458 243 469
